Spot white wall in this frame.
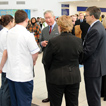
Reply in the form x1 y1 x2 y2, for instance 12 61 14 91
0 0 106 18
69 4 78 15
0 0 61 18
29 0 61 18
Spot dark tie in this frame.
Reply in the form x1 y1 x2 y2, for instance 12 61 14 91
49 26 52 34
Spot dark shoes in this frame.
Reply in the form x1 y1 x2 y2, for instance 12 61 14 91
104 97 106 101
42 98 50 103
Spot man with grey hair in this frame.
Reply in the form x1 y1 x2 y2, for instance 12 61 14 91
39 10 59 103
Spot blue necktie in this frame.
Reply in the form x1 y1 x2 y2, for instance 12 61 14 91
87 26 91 33
83 26 91 45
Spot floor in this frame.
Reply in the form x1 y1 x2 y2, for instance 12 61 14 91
0 53 106 106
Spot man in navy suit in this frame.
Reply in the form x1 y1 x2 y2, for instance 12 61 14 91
83 6 106 106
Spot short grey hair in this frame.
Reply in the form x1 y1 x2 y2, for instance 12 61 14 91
44 10 54 17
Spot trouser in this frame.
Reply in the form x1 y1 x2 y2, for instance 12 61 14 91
84 76 102 106
8 79 33 106
48 83 80 106
0 72 11 106
101 75 106 98
43 65 49 98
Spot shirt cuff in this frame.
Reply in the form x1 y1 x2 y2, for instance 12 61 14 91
31 47 40 54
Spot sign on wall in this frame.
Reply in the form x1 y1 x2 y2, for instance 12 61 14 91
0 9 30 19
61 4 69 15
77 7 106 12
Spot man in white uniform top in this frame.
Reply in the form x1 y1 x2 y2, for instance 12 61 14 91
6 10 40 106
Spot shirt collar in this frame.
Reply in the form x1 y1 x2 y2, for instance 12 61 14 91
90 20 99 28
49 21 56 30
15 24 26 30
3 27 9 32
80 19 83 22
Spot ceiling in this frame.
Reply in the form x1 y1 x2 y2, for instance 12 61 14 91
60 0 106 3
72 0 106 2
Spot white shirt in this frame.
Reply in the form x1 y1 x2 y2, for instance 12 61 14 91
42 22 48 30
0 27 8 73
6 25 40 82
49 21 56 31
90 20 99 28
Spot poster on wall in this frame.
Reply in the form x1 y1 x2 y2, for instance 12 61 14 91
61 4 69 16
0 9 30 19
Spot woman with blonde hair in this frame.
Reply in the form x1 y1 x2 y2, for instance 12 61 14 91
43 15 83 106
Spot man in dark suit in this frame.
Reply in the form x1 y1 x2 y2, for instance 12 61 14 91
75 13 84 25
39 10 59 103
75 13 90 42
83 6 106 106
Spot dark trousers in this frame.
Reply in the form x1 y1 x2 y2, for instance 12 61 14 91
101 75 106 98
43 65 49 98
0 72 11 106
48 83 80 106
84 76 102 106
8 79 33 106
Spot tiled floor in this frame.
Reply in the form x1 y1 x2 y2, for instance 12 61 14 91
0 53 106 106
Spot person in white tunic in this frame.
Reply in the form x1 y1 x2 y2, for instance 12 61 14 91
6 10 40 106
0 15 15 106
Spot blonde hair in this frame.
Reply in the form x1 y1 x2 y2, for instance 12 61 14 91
102 17 106 28
57 15 73 32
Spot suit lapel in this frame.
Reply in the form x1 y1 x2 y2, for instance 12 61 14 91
83 21 100 45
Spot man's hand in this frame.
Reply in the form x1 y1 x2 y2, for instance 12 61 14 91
41 41 48 47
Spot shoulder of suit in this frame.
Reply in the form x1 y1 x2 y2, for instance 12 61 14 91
42 26 49 31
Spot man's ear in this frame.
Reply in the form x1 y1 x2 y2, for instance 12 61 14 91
26 18 29 23
92 15 95 19
54 16 55 20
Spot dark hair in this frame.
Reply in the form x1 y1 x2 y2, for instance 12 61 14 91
75 14 78 17
37 17 40 19
15 10 28 24
86 6 101 19
31 17 36 24
0 15 13 27
101 14 105 18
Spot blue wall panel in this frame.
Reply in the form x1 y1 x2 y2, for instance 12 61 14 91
77 7 106 12
61 4 69 15
0 9 31 19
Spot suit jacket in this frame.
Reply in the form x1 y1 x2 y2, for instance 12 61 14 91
43 32 83 85
39 23 59 63
80 20 90 42
83 21 106 77
0 25 3 31
75 19 83 25
75 19 90 42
